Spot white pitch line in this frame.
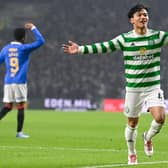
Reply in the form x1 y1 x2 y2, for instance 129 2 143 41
0 145 126 152
0 145 168 155
1 146 168 167
80 160 168 168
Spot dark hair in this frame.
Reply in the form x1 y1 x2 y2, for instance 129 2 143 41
14 28 26 41
128 4 149 19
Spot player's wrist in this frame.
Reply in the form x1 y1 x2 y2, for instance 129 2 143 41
78 46 83 54
31 26 36 30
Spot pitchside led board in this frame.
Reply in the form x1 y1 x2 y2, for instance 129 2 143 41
103 99 125 112
103 99 168 113
44 98 97 110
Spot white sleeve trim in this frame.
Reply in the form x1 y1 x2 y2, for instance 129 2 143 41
78 46 84 54
31 26 36 30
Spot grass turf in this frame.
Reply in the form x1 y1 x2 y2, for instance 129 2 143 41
0 110 167 168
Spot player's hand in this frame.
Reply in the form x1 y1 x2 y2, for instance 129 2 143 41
24 23 35 29
62 41 79 54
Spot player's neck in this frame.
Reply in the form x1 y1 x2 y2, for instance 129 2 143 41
134 27 148 35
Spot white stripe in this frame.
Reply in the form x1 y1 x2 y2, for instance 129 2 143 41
127 75 160 83
124 41 148 47
123 39 162 48
78 46 85 54
125 66 160 74
95 43 103 53
102 42 112 53
87 45 93 53
125 57 160 66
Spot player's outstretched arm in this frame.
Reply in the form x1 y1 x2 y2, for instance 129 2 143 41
62 41 79 54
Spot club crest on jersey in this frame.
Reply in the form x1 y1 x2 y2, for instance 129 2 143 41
139 47 147 55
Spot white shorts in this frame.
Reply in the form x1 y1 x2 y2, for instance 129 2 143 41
124 88 165 118
3 84 27 103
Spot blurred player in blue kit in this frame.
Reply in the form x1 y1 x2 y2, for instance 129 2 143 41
0 23 45 138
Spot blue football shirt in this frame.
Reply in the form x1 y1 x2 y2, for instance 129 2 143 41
0 27 45 84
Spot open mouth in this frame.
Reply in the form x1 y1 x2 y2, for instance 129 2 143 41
140 20 147 24
140 21 147 25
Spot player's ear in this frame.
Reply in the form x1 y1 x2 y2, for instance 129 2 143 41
21 37 25 43
130 17 134 24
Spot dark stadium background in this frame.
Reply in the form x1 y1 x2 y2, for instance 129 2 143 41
0 0 167 109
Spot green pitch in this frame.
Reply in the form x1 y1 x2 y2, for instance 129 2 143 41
0 110 168 168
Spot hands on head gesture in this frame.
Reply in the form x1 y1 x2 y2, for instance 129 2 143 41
24 23 35 29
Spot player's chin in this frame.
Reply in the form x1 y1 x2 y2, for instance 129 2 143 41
138 24 147 29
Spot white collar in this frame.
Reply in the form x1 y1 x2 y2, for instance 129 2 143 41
10 41 22 45
132 29 149 37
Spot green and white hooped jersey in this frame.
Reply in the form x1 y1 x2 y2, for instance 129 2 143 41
78 29 168 92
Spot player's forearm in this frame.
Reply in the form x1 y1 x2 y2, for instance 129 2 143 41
78 41 116 54
32 28 45 45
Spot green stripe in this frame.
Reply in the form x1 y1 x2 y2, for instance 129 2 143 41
126 70 160 78
125 61 160 70
117 40 124 50
124 52 160 61
122 32 160 42
92 44 98 53
127 80 160 88
122 43 162 52
84 46 89 54
101 43 107 53
108 41 116 51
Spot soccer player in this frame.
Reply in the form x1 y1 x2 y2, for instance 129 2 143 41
62 4 167 165
0 23 45 138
